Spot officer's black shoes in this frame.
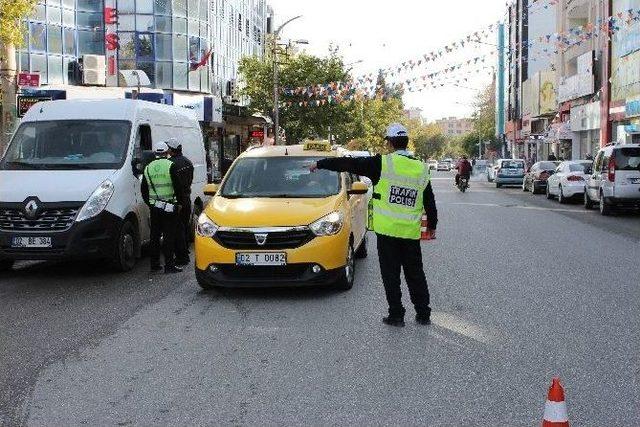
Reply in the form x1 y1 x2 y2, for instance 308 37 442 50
164 265 183 274
415 314 431 325
175 257 190 267
382 316 406 327
150 265 163 273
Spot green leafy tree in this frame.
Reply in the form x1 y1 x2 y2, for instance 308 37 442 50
471 80 500 154
0 0 35 46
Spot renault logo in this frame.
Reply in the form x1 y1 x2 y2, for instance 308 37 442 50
254 233 268 246
24 200 39 219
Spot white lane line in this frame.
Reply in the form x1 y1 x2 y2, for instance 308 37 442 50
441 202 591 214
431 312 494 345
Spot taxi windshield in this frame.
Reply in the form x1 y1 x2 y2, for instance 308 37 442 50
221 156 340 198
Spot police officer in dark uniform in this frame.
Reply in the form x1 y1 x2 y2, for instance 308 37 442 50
141 142 183 274
310 123 438 327
166 138 194 266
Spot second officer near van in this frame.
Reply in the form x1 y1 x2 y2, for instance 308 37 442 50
142 142 183 274
166 138 194 266
310 123 437 327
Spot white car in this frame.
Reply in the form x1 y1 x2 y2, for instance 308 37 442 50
437 161 450 171
546 160 593 203
427 160 438 171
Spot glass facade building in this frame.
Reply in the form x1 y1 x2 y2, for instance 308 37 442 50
18 0 270 95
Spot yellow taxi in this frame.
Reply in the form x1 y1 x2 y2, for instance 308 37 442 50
194 140 369 290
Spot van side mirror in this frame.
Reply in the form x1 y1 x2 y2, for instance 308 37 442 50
203 183 219 196
348 181 368 195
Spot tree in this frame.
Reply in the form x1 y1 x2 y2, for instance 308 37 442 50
0 0 36 150
470 80 500 155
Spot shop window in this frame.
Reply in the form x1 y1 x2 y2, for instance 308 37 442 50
117 15 135 31
62 8 74 26
77 0 102 12
188 0 199 18
136 15 154 32
47 25 62 53
174 0 187 17
118 59 136 71
200 66 210 92
18 53 29 72
31 4 46 21
136 61 155 86
155 62 173 89
46 0 61 5
199 0 207 20
78 29 104 55
173 62 188 90
189 67 200 91
77 11 103 28
173 17 187 34
63 27 75 55
188 19 200 36
30 23 46 52
173 34 188 60
31 54 48 83
47 6 62 24
155 34 172 61
188 36 199 61
155 0 171 15
136 0 153 14
136 33 154 60
155 16 172 33
118 0 135 14
118 32 136 59
62 0 74 7
48 55 63 84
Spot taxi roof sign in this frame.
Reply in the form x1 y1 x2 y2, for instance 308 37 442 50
302 140 331 152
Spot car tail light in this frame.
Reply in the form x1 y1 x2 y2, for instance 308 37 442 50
608 155 616 182
567 175 584 182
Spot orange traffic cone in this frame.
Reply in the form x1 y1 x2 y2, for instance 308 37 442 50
542 377 569 427
420 215 432 240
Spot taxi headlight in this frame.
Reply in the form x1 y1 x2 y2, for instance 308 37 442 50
76 180 115 222
309 211 344 236
196 213 219 237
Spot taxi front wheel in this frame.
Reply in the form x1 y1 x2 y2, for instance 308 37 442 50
335 243 355 291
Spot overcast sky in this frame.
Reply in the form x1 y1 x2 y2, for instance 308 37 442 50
267 0 507 122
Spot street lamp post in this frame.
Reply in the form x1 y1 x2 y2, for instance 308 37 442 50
273 15 302 146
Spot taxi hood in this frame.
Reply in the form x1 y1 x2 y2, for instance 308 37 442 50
207 195 344 228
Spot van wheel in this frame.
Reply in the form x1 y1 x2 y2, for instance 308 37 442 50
335 243 355 291
113 220 137 272
355 235 368 259
584 191 594 210
0 259 14 272
599 192 612 216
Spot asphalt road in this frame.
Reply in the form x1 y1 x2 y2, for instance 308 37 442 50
1 171 639 426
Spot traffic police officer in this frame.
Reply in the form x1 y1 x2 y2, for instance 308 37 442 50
311 123 438 327
141 142 183 274
166 138 194 266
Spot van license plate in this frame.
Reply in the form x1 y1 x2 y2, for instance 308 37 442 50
236 253 286 266
11 236 52 248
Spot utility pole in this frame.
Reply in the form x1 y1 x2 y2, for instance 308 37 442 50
0 43 17 154
272 15 302 146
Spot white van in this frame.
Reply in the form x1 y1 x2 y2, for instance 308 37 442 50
0 99 207 271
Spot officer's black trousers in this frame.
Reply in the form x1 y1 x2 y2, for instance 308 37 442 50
149 207 178 268
174 200 191 261
376 233 431 318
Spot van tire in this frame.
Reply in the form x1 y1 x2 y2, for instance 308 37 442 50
0 259 14 272
335 243 355 291
113 220 137 272
355 235 368 259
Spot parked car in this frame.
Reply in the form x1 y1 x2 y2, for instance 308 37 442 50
523 161 559 194
427 160 438 171
545 161 593 203
584 143 640 215
474 159 489 174
494 159 526 188
437 160 451 171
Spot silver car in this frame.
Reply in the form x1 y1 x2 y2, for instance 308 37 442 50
584 143 640 215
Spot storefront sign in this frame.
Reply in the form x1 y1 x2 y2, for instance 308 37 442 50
250 129 265 139
173 93 205 121
17 95 51 118
571 102 601 131
18 73 40 88
104 2 119 86
625 98 640 118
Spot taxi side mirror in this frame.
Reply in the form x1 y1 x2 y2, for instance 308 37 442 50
348 181 368 195
203 183 219 196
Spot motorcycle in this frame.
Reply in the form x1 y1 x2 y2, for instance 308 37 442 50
457 176 469 193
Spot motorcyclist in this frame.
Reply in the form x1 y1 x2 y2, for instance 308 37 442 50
455 155 472 187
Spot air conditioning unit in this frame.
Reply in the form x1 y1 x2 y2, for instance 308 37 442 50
82 54 106 86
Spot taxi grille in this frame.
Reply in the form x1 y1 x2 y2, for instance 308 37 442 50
0 207 80 232
214 229 315 250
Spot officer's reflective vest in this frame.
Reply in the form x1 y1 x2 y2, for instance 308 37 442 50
370 154 431 240
144 159 176 204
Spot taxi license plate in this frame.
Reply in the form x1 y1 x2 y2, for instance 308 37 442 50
236 253 286 266
11 236 52 248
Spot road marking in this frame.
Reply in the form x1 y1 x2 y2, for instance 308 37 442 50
431 312 493 345
441 202 591 214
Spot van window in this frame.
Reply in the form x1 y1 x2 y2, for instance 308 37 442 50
137 124 153 152
1 120 131 170
615 147 640 170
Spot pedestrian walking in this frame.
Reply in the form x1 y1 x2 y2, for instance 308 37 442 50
141 142 183 274
166 138 194 266
310 123 438 327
